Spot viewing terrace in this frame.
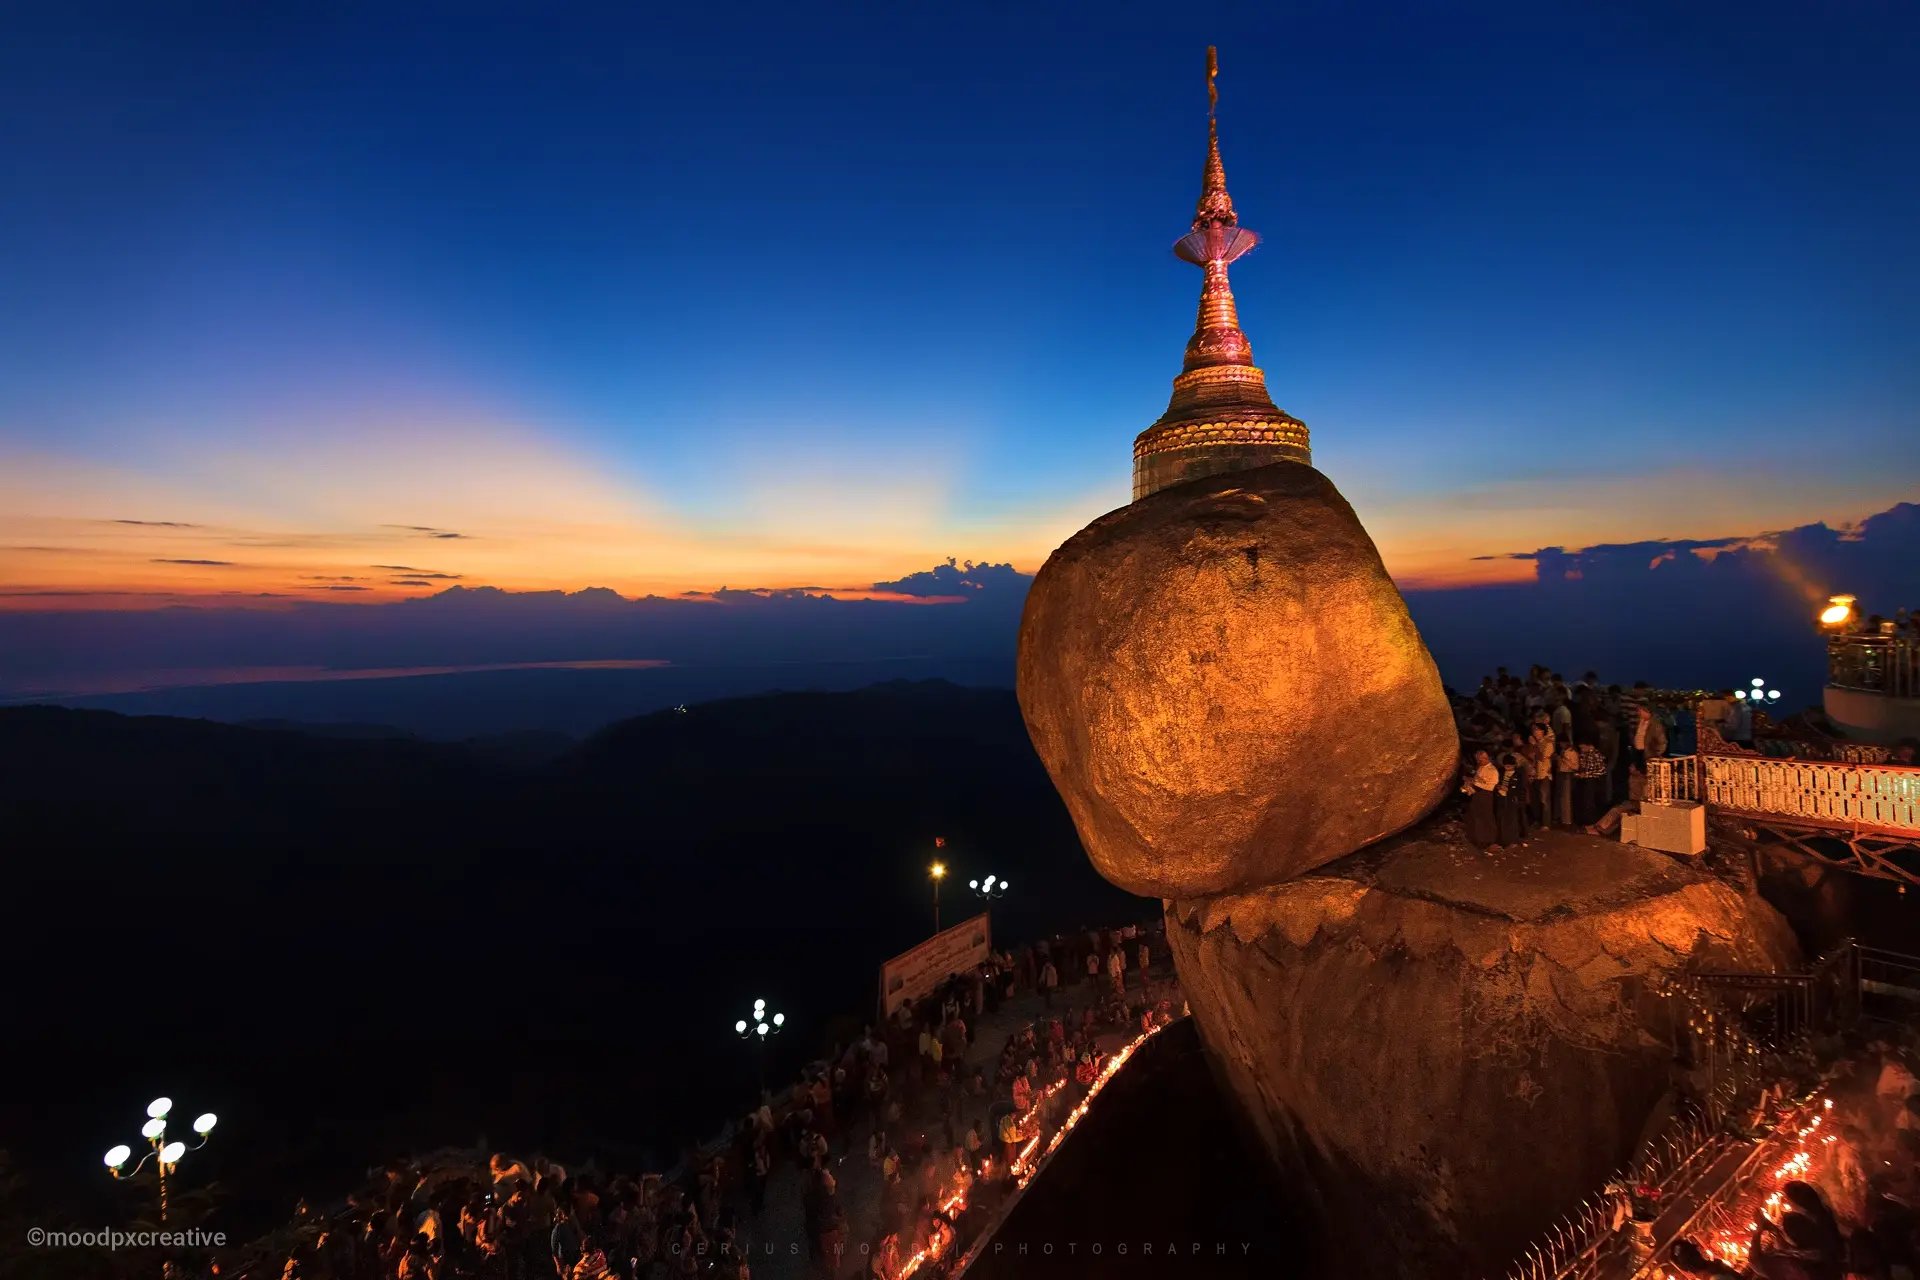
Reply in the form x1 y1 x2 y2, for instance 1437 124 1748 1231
1648 724 1920 887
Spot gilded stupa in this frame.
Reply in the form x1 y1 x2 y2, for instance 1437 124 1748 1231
1132 48 1310 500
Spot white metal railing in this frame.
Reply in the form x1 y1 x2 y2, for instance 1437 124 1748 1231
1700 754 1920 833
1645 756 1700 804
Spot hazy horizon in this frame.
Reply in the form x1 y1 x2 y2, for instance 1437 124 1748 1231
7 500 1913 736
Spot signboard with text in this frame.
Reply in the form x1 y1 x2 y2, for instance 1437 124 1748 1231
878 912 992 1019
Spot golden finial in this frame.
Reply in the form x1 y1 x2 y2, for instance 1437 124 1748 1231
1182 46 1244 245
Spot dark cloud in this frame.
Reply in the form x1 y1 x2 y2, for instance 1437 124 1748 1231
1406 502 1920 697
318 584 371 592
382 525 470 540
1490 535 1752 577
152 558 235 566
300 575 362 582
0 589 125 597
370 566 462 578
112 519 202 528
872 558 1024 598
389 579 433 587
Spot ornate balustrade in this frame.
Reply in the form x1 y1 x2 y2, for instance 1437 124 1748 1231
1650 720 1920 837
1699 753 1920 835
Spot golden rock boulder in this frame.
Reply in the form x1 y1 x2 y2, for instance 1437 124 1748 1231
1016 461 1458 899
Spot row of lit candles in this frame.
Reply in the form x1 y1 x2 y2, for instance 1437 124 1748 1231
894 1019 1172 1279
1661 1096 1834 1277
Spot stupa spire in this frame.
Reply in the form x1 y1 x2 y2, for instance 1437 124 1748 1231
1194 48 1236 227
1174 48 1259 371
1131 47 1311 501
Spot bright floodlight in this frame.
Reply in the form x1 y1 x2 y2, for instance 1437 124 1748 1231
104 1144 131 1170
1752 678 1765 688
756 1023 769 1036
159 1141 185 1164
1820 594 1856 627
141 1118 166 1140
735 1019 748 1034
773 1012 785 1026
1768 690 1781 701
147 1097 172 1119
193 1113 217 1135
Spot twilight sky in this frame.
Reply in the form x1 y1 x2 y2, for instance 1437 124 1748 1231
2 1 1917 610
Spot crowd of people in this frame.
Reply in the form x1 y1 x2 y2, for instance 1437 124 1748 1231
1453 666 1676 851
744 922 1174 1280
1671 1035 1920 1278
244 922 1175 1280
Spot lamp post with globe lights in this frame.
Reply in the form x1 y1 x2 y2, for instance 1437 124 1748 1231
1732 677 1783 709
734 998 785 1093
967 873 1009 901
103 1097 216 1275
1731 677 1782 741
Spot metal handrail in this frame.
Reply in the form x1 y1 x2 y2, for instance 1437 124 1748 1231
1828 630 1920 699
1488 940 1876 1280
1652 739 1920 837
1700 753 1920 834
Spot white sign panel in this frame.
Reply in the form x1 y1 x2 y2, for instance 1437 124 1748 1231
878 912 992 1018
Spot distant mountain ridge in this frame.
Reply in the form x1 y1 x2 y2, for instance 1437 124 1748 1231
0 679 1143 1229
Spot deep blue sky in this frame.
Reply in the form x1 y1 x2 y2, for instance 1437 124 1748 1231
2 0 1917 604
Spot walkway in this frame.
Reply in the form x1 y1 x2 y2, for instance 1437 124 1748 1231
739 961 1181 1280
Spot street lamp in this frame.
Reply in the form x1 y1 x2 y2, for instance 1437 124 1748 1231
104 1095 217 1235
1732 678 1781 707
1819 594 1856 629
735 998 785 1093
930 859 948 932
968 873 1009 900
